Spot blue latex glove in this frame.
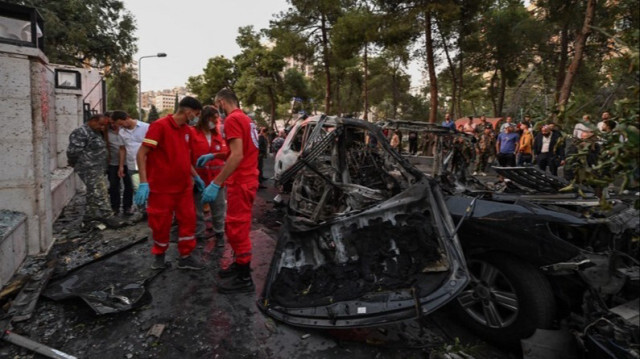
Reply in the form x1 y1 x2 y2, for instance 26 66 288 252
134 183 150 206
193 175 205 192
201 183 220 203
196 153 215 168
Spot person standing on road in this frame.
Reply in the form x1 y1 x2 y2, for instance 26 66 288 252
408 131 418 155
115 111 150 203
473 127 495 176
499 116 514 133
271 130 286 154
390 130 401 150
496 124 519 167
533 125 563 176
198 88 260 293
258 127 269 188
462 116 475 136
189 106 228 245
517 123 534 166
442 113 456 131
135 96 205 271
67 114 124 228
105 113 134 215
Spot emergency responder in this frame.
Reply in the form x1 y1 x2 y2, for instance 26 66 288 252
198 88 259 293
190 106 228 245
67 114 125 228
135 96 204 270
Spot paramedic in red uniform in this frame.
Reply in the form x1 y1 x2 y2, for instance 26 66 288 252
199 88 259 293
189 106 228 245
135 96 205 270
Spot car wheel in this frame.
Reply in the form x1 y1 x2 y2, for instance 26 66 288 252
452 253 556 348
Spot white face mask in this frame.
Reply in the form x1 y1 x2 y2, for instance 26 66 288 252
208 121 216 130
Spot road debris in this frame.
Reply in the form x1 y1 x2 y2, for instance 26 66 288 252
147 324 166 339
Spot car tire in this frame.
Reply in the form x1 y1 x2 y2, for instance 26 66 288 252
452 253 556 348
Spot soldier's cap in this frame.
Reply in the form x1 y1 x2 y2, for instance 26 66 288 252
179 96 202 111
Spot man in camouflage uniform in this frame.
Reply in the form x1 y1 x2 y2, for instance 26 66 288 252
67 114 124 228
473 127 495 176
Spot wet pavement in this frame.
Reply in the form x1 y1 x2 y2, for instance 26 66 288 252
0 156 511 359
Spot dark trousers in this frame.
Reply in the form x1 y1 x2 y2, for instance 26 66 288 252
497 153 516 167
517 153 533 166
257 154 266 182
107 165 133 212
537 152 558 176
475 152 490 172
409 140 418 155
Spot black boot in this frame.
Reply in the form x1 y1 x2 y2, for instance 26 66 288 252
215 232 225 248
218 263 254 294
218 262 239 278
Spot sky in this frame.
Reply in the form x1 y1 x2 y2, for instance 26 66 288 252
122 0 424 92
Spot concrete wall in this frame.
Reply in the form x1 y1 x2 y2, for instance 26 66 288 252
0 44 54 258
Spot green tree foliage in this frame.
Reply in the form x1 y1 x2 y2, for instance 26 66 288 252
466 1 544 117
270 0 351 114
7 0 137 68
106 68 138 118
234 26 286 128
563 33 639 205
147 105 160 123
186 56 235 104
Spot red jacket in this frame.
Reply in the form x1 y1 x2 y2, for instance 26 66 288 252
189 123 228 185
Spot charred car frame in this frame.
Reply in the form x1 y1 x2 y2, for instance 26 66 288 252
259 116 469 327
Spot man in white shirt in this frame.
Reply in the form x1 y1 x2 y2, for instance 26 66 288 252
114 111 150 174
105 113 134 215
499 116 514 133
573 114 594 139
597 112 610 132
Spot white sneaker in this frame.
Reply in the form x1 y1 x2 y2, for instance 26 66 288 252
472 171 478 176
480 172 487 176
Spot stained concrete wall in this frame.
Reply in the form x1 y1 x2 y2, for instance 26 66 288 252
0 41 102 288
0 44 54 257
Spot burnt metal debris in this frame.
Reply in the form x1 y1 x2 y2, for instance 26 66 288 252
378 120 639 356
261 117 469 328
43 242 162 315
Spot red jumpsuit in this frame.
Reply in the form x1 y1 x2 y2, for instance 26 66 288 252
222 109 259 265
190 122 228 183
142 114 196 256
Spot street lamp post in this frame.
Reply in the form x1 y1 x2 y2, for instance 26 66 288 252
138 52 167 121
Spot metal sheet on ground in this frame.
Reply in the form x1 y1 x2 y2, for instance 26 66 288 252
493 166 569 193
43 242 162 315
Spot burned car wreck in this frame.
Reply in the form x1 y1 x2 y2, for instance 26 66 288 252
259 116 469 327
377 120 639 355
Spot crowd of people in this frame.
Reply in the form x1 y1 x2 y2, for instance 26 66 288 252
385 111 619 180
66 89 270 294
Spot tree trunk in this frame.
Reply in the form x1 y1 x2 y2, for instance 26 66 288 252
425 11 438 123
362 44 369 121
498 67 506 117
335 70 342 116
554 23 569 101
489 69 499 117
392 70 399 118
268 87 277 129
321 14 332 114
456 54 463 117
437 19 457 120
557 0 596 118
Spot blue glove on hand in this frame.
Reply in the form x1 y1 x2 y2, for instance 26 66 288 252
201 183 220 203
196 153 215 168
134 182 150 206
193 175 205 192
